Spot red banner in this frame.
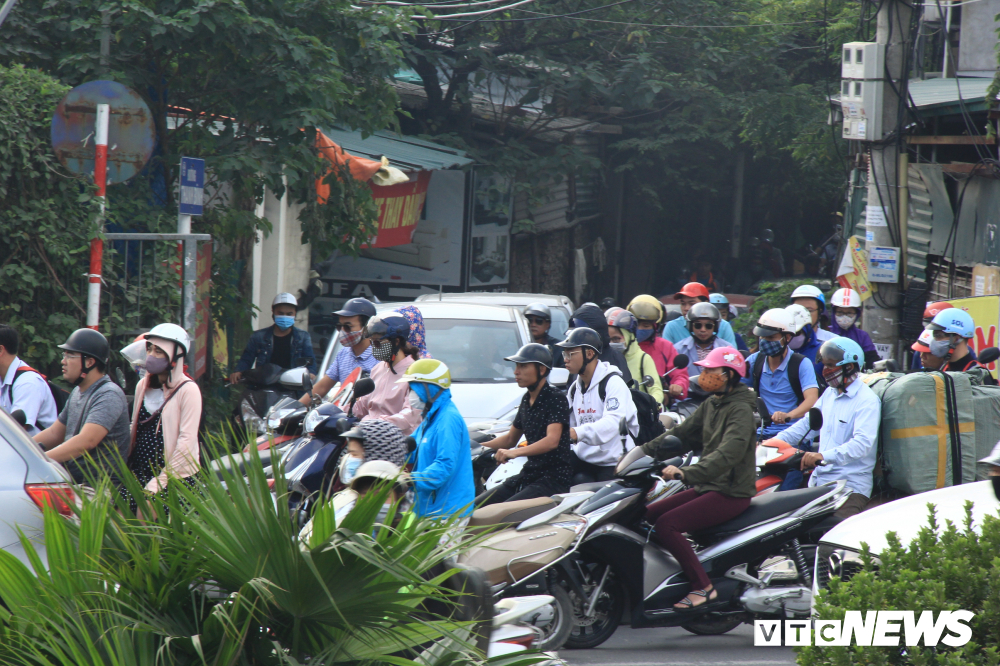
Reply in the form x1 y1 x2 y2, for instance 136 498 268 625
364 171 431 248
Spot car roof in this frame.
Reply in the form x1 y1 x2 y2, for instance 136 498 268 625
415 292 574 310
374 301 518 322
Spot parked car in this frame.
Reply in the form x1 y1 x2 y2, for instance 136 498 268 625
0 408 74 570
318 301 537 424
415 292 575 340
813 480 1000 598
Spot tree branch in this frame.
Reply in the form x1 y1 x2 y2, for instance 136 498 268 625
30 239 86 317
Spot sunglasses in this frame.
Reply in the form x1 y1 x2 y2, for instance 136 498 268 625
335 322 358 331
527 316 549 326
692 322 716 331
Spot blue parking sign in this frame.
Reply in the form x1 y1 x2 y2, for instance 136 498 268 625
179 157 205 215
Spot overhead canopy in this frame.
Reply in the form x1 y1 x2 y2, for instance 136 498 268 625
320 127 473 172
908 77 997 116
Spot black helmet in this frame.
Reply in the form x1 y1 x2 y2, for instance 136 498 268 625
335 297 377 319
664 310 683 323
504 343 553 369
523 303 551 321
556 327 603 354
58 328 110 365
599 297 617 310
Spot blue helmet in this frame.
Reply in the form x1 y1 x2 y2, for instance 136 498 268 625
709 293 729 305
789 284 826 307
335 297 376 319
363 312 410 341
928 308 975 338
819 336 864 368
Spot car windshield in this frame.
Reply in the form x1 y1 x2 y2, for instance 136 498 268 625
549 308 570 340
425 319 520 383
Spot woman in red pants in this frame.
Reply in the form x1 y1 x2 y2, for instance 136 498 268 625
639 347 758 611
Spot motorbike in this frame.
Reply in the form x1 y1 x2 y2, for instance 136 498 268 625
755 403 823 495
235 361 314 439
559 419 848 649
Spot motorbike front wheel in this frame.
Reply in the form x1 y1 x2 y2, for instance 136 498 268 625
563 571 624 650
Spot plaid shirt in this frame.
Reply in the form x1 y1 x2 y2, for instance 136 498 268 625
324 345 378 384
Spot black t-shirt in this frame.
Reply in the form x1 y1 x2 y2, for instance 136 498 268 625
270 331 293 369
512 382 574 487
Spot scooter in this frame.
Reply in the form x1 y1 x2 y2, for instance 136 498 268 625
235 362 314 438
560 420 848 649
754 402 823 495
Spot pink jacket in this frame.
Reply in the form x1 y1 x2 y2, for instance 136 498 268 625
353 356 422 435
639 337 690 399
129 374 202 493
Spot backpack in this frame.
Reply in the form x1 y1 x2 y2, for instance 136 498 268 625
752 352 805 405
7 366 69 425
569 370 666 449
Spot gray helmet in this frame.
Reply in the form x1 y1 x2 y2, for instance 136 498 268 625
685 301 721 324
504 343 553 369
523 303 551 321
556 327 602 355
58 328 110 365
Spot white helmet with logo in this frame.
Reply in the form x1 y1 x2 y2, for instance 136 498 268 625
146 323 192 356
785 304 812 334
830 288 861 309
753 308 795 337
272 292 298 308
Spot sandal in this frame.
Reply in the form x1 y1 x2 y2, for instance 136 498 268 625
673 585 717 611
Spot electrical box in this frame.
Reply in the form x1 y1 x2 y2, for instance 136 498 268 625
868 246 900 283
841 42 885 80
841 80 883 141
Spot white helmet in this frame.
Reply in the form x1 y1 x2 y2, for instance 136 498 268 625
272 292 298 308
753 308 795 337
146 323 192 356
830 288 861 309
785 304 812 334
789 284 825 303
350 460 411 492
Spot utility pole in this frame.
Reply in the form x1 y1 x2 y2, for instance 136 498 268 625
863 0 913 361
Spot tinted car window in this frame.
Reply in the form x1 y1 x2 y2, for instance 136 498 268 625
424 319 521 382
549 307 570 341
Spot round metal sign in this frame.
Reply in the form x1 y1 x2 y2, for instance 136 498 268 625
51 80 156 185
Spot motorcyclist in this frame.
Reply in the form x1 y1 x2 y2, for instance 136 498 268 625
910 302 978 371
607 309 664 409
786 303 825 381
789 284 836 343
523 303 564 369
926 309 996 383
674 303 730 377
710 293 748 352
476 344 574 504
760 229 785 278
910 329 945 371
336 419 410 487
353 312 422 435
0 324 58 436
663 282 737 346
399 359 474 522
767 337 882 520
639 347 756 610
828 288 881 369
231 293 317 383
627 296 689 400
559 327 639 485
569 303 633 385
688 256 720 292
301 297 379 406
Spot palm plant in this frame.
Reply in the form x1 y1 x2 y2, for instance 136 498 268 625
0 441 511 666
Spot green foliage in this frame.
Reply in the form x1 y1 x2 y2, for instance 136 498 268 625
0 441 505 665
798 503 1000 665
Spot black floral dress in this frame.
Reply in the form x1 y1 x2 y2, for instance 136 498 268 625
119 404 197 514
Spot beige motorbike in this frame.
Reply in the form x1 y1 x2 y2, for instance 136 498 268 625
458 492 593 651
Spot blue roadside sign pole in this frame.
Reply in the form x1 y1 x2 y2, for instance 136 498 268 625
178 157 205 364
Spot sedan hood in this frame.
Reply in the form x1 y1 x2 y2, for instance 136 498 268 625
448 382 525 425
821 480 999 553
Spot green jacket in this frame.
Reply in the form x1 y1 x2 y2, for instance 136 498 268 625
641 383 757 498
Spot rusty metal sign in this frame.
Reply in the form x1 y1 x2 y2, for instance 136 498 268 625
51 80 156 185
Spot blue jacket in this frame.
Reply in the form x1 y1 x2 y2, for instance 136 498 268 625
664 316 737 347
408 383 474 518
235 326 317 375
795 324 824 381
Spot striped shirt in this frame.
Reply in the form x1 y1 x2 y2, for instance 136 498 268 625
324 346 378 384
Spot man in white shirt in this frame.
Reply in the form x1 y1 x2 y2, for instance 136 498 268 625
0 325 58 436
766 336 881 519
558 327 639 485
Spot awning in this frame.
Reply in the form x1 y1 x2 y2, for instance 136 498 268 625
908 77 997 116
319 127 473 172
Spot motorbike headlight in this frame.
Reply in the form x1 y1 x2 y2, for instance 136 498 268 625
303 409 326 435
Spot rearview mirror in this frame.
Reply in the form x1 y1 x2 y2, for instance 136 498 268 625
353 378 376 399
980 347 1000 364
673 354 689 370
808 407 823 432
757 397 772 428
641 375 656 388
548 367 570 386
406 436 417 454
114 367 127 390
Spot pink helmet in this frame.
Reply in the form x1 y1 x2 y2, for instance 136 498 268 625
694 346 747 378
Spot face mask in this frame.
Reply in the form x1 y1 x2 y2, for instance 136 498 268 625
408 390 425 412
145 355 170 375
822 366 845 389
274 315 295 330
929 339 953 359
759 339 785 358
697 370 727 393
636 328 655 343
788 334 806 351
372 339 395 362
835 314 857 330
341 455 362 484
339 329 364 347
609 342 626 353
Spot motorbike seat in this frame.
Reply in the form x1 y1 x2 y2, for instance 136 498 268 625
692 486 833 537
570 480 615 493
468 497 556 527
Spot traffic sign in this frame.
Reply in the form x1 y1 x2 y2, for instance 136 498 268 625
179 157 205 215
50 80 155 185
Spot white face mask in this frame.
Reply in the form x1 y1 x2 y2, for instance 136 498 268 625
340 454 363 483
835 314 857 330
408 390 425 412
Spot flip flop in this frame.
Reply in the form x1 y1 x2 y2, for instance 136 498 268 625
673 586 717 612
